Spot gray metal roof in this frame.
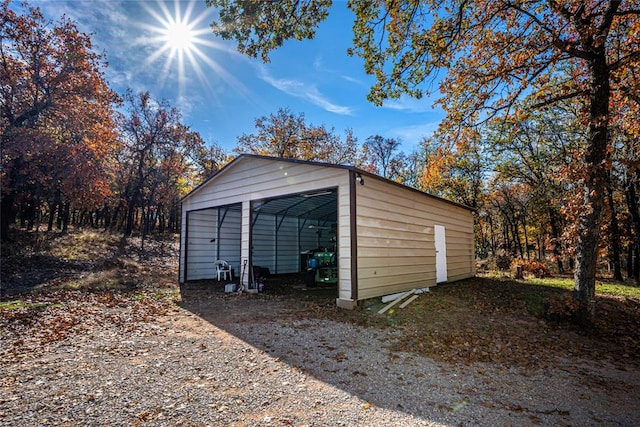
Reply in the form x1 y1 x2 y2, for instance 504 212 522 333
253 190 337 223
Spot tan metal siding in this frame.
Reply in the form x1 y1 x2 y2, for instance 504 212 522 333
184 159 347 210
355 176 474 300
180 156 474 303
445 228 475 282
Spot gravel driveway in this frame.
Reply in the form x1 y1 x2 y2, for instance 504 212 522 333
2 291 639 426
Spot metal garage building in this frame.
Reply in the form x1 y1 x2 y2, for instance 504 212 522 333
179 154 475 308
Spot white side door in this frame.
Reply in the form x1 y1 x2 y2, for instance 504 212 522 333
435 225 448 283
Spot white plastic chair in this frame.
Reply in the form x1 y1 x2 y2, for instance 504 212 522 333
214 260 232 281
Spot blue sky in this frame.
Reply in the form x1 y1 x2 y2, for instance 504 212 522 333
31 0 444 154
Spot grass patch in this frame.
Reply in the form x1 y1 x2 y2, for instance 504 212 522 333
522 292 546 315
0 299 53 310
595 281 640 298
523 276 640 298
48 231 121 261
381 276 640 367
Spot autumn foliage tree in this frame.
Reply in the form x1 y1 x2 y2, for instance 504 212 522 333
114 90 218 239
235 107 360 164
361 135 406 181
0 0 119 240
419 134 488 211
187 138 230 184
208 0 640 324
354 1 640 324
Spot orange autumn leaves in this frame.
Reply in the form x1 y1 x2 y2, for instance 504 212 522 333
1 2 119 210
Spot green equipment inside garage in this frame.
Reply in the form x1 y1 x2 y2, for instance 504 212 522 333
305 249 338 286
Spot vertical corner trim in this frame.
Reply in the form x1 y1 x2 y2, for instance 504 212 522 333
182 207 188 283
349 170 358 301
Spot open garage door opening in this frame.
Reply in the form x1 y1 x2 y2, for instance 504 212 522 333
184 204 243 282
250 188 339 296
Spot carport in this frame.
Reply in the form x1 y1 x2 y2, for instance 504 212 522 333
251 189 338 282
183 190 338 285
180 154 475 309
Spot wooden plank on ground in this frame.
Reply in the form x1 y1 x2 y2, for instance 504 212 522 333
399 294 420 308
381 291 408 303
377 289 416 314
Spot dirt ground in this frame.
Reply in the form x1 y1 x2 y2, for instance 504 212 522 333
180 274 640 371
1 231 640 425
2 229 639 371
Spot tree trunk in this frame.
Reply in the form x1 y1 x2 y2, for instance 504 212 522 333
537 234 543 260
23 199 36 231
635 245 640 284
61 201 70 233
488 214 496 255
522 216 530 260
19 204 26 229
47 200 58 232
512 221 523 259
118 203 128 231
606 177 623 281
134 206 140 229
125 202 135 237
502 222 509 253
158 209 167 234
125 187 141 237
168 205 176 234
56 205 63 230
627 244 634 279
140 206 147 258
1 194 15 241
573 55 611 325
549 206 564 273
625 167 640 283
111 202 122 231
103 204 111 230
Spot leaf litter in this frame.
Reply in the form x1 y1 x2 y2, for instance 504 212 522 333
1 230 640 426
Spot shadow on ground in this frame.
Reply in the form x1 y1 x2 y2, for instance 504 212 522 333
178 276 640 425
179 277 467 423
1 254 97 295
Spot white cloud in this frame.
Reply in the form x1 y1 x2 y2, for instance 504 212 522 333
35 0 151 90
258 66 354 115
313 56 327 72
340 74 364 85
388 122 441 151
312 55 366 86
175 94 193 117
382 95 436 113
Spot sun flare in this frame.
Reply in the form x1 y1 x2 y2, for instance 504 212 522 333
141 0 204 59
162 21 196 52
137 0 249 102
